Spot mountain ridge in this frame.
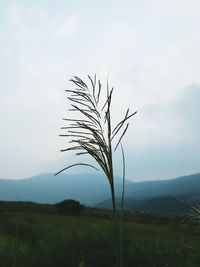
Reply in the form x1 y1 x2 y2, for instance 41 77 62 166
0 172 199 214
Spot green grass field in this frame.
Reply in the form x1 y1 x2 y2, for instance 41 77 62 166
0 207 200 267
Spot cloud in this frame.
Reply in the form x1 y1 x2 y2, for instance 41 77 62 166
54 15 80 39
122 84 200 180
7 3 23 26
1 1 200 179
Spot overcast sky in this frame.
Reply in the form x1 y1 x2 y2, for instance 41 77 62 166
1 0 200 180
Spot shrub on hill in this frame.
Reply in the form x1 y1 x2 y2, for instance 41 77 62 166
55 199 85 215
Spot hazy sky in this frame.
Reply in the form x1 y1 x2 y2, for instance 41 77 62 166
1 0 200 180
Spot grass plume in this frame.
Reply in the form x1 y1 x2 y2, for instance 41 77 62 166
56 74 137 266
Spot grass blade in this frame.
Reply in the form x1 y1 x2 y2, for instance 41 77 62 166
55 163 98 176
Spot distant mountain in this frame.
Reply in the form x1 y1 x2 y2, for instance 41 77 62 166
124 173 200 201
0 173 199 214
0 173 125 205
96 196 192 215
96 173 200 214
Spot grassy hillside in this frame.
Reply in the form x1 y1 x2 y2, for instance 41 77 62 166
96 195 193 215
0 203 200 267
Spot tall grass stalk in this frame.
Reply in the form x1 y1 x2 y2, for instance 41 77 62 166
56 74 137 267
120 144 126 267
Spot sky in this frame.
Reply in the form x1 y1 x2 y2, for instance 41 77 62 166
0 0 200 181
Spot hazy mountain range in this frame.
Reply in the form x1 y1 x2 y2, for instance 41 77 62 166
0 173 199 214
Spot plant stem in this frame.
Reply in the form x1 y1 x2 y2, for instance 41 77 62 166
110 178 119 267
106 85 119 266
120 143 125 267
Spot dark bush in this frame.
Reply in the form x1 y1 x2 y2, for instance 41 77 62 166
55 199 85 215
